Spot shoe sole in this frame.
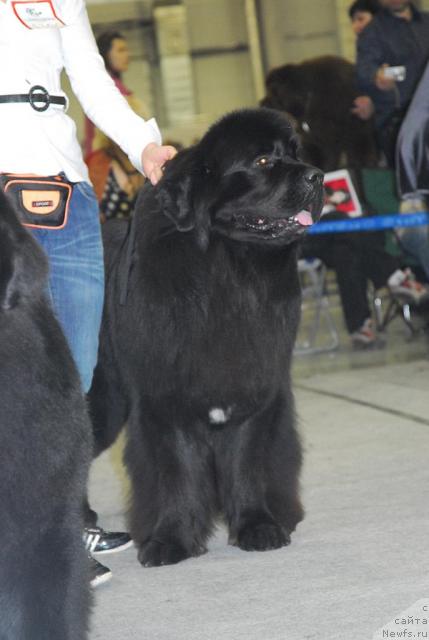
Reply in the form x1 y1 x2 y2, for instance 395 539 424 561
93 539 134 555
90 570 113 588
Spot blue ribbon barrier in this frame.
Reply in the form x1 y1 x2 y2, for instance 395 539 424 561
309 212 429 235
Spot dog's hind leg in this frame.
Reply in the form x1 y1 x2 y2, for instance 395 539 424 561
125 410 217 567
216 393 304 552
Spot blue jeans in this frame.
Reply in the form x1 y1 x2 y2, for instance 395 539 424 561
397 226 429 280
31 181 104 393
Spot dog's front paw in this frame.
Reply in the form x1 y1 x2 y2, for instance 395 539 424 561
138 539 191 567
236 522 290 552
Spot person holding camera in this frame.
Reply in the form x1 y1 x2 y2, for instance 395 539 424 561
356 0 429 166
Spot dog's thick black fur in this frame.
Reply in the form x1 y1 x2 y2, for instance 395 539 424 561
0 191 91 639
89 109 324 567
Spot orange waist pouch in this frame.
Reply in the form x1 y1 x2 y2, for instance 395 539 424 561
0 174 73 229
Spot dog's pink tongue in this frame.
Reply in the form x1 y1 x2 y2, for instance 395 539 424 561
295 210 313 226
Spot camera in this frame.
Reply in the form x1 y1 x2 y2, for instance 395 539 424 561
383 66 406 82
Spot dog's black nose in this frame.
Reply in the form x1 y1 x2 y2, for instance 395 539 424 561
304 167 324 184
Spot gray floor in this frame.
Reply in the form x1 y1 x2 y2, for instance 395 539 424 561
89 321 429 640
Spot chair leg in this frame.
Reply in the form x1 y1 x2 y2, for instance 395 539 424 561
295 261 339 354
373 295 384 331
373 293 417 337
401 303 416 338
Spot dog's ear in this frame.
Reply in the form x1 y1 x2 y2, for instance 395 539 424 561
0 192 48 311
156 171 195 232
155 147 210 250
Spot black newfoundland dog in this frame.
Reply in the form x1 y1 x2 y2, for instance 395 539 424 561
0 192 91 638
261 56 377 171
89 108 324 567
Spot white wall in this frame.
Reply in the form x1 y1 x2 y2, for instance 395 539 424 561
258 0 340 69
184 0 257 117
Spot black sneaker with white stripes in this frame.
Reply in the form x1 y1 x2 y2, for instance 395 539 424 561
84 526 133 555
84 527 113 588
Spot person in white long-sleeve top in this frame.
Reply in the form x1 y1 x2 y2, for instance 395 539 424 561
0 0 176 587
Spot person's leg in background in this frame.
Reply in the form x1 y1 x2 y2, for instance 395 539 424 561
396 62 429 210
353 231 399 290
395 61 429 279
302 234 375 347
31 181 131 587
396 226 429 281
355 230 429 300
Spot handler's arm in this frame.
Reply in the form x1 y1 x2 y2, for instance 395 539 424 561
60 1 173 179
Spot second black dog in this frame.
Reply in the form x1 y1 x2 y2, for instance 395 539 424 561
89 108 324 567
0 191 91 638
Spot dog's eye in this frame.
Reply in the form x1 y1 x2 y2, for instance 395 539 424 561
255 156 272 168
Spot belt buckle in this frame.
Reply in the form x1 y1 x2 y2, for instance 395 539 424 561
29 85 50 112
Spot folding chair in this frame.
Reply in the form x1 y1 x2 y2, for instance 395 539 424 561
294 258 339 355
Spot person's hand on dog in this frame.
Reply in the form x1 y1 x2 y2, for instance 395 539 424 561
351 96 374 120
374 64 396 91
142 143 177 185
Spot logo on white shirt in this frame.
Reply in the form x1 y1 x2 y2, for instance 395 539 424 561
12 1 65 29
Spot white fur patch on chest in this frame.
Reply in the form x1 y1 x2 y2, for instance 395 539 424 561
208 407 232 425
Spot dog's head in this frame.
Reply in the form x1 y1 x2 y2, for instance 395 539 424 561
0 190 48 311
156 108 324 249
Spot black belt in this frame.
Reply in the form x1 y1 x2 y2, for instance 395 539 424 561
0 85 66 112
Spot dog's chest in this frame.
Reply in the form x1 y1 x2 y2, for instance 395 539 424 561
131 241 300 411
148 286 294 415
